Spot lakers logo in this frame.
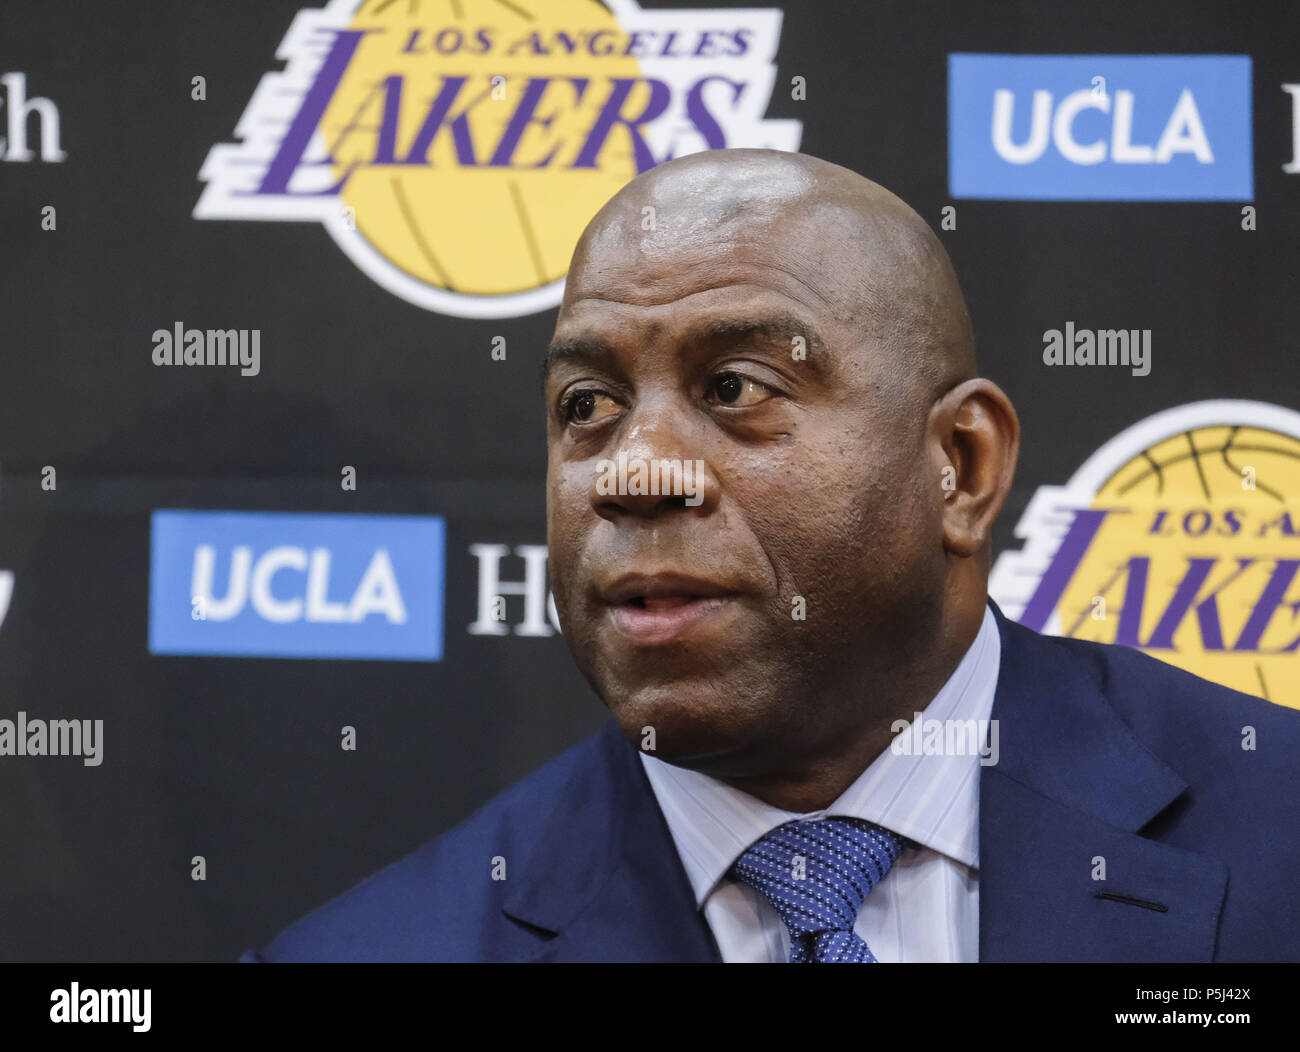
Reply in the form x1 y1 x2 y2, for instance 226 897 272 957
195 0 800 318
991 401 1300 708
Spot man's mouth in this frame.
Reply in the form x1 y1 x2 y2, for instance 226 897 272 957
628 596 701 610
599 572 740 645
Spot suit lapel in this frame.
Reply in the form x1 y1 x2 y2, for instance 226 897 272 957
980 603 1228 961
501 720 721 962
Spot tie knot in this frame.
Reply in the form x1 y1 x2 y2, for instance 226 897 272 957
730 817 907 940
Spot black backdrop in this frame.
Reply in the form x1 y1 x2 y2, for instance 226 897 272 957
1 0 1297 961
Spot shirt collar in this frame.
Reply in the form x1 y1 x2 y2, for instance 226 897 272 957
639 603 1001 908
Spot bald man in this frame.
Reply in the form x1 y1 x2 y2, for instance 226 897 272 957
246 149 1300 963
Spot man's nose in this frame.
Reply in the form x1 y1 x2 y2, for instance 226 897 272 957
588 399 720 521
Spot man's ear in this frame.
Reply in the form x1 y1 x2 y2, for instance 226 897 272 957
927 379 1019 557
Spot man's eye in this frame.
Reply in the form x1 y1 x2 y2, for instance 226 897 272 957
563 389 621 424
709 372 774 407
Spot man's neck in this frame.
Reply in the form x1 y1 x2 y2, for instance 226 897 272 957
716 600 990 813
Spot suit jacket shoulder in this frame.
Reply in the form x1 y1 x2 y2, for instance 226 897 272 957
984 611 1300 961
248 723 624 962
1011 619 1300 810
246 718 712 962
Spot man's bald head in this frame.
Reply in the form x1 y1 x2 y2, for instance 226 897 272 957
544 148 1017 810
564 148 976 413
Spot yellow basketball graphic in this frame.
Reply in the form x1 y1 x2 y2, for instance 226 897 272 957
1055 423 1300 706
323 0 643 299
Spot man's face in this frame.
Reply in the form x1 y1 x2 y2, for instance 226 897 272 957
543 199 948 777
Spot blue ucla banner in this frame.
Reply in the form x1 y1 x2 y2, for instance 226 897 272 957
149 510 446 661
948 54 1252 200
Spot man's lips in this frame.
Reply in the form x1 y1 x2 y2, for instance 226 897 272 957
599 571 736 606
597 572 740 645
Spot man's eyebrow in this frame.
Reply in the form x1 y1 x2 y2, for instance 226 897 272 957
540 336 615 386
686 314 830 369
540 313 831 386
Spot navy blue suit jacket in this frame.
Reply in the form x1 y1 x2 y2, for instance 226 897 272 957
245 604 1300 961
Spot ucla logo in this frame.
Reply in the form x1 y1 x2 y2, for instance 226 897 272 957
149 510 445 660
991 402 1300 708
949 54 1252 200
194 0 800 318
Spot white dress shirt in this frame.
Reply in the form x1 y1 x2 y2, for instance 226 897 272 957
639 604 1001 962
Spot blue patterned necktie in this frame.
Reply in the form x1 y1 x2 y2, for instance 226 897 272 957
730 816 907 963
